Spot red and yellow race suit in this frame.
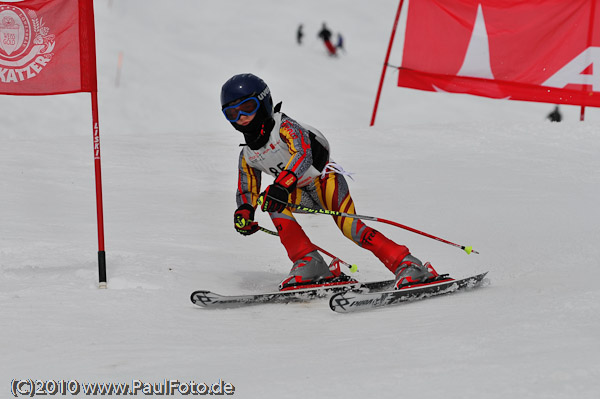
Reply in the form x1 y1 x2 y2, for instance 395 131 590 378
236 112 409 271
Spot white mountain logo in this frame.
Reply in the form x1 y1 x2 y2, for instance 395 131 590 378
454 3 597 93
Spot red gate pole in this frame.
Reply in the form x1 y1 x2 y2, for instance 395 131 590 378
370 0 405 126
91 91 107 288
581 0 597 122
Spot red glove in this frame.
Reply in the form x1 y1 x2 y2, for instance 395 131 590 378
260 170 297 213
234 204 259 236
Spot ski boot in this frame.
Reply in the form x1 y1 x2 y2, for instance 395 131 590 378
279 250 355 291
394 255 440 290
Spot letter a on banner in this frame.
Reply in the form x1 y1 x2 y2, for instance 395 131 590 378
0 0 108 288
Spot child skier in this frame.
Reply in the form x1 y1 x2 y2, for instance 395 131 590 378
221 73 438 290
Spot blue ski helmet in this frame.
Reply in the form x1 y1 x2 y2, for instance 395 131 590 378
220 73 273 118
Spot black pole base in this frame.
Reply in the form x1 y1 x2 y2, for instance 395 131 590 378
98 250 107 288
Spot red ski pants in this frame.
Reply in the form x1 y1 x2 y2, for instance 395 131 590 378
269 171 409 273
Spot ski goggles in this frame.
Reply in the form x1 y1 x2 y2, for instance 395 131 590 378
222 97 260 123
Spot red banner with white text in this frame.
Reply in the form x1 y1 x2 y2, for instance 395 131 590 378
398 0 600 107
0 0 97 95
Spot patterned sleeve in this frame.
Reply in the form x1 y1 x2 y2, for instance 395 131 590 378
279 117 313 177
236 150 261 208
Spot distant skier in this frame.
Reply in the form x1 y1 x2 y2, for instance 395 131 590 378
547 105 562 122
220 73 439 290
296 24 304 45
317 23 336 56
335 32 345 53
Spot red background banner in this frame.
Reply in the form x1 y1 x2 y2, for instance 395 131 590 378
398 0 600 107
0 0 97 95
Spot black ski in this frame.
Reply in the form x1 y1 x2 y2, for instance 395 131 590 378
190 279 394 309
329 272 488 313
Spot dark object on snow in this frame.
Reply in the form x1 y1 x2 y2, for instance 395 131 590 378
297 24 304 45
547 106 562 122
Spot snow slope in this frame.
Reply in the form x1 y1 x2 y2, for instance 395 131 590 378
1 1 599 398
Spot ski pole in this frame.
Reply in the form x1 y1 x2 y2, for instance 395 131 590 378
257 225 359 273
284 203 479 255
